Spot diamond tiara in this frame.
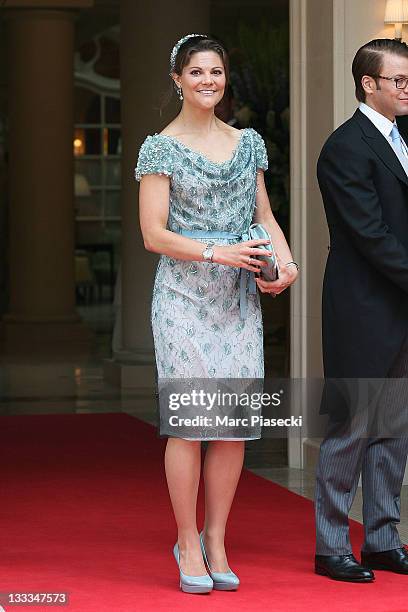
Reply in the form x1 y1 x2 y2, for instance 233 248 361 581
169 33 208 74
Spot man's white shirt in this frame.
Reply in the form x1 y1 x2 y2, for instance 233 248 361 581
359 102 408 162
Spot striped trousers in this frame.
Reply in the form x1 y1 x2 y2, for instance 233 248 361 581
315 335 408 555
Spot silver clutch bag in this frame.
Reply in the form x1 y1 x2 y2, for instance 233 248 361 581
248 223 279 281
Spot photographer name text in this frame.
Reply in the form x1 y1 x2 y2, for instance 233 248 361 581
167 415 302 427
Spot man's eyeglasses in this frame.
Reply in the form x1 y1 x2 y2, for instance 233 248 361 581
377 75 408 89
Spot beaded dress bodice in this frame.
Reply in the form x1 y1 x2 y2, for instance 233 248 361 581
135 128 268 236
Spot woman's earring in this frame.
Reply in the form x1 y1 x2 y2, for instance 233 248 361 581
177 86 183 101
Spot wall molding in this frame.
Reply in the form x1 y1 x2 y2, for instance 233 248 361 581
289 0 308 468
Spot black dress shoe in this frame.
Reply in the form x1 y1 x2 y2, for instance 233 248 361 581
315 554 375 582
361 548 408 574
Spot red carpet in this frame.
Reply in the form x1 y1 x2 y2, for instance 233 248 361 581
1 413 407 612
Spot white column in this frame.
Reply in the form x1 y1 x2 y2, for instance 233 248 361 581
107 0 210 385
290 0 398 469
333 0 390 126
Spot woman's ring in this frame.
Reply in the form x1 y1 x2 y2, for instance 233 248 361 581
247 256 252 265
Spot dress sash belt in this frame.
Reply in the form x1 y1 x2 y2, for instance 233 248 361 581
178 229 256 320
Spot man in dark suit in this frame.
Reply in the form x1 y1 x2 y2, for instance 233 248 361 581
398 114 408 140
315 39 408 582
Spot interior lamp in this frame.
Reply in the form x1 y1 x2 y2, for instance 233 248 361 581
74 174 91 197
385 0 408 41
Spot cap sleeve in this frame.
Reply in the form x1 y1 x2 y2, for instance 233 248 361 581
250 129 268 171
134 135 174 181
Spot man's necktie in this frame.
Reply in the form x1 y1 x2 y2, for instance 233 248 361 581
391 124 405 155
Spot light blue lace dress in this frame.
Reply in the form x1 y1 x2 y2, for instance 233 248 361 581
135 128 268 380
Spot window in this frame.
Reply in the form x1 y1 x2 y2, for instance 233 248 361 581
73 85 121 302
74 86 121 248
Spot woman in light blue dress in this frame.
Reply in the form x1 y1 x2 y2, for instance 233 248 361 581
136 34 298 593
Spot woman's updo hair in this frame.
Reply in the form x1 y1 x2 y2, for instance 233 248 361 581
172 36 229 83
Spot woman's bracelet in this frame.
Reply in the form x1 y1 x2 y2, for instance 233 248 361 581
285 261 299 271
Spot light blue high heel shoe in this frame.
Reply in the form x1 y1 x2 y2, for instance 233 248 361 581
199 532 240 591
173 542 213 594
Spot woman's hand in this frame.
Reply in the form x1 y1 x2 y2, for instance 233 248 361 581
255 255 299 296
212 239 274 273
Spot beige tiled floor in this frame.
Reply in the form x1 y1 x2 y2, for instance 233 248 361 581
1 302 407 545
2 359 407 545
251 466 408 544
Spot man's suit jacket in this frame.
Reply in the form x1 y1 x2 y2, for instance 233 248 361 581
317 109 408 401
397 115 408 141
